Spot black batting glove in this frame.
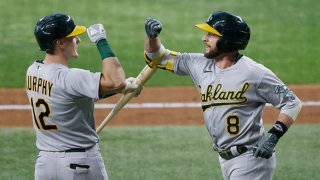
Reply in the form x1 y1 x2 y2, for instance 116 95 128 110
253 133 279 159
145 18 162 38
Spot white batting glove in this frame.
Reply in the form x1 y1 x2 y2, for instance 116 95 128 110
87 24 107 43
121 77 143 96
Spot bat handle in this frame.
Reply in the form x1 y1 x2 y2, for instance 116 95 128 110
96 112 114 133
96 65 157 134
133 65 157 86
96 91 136 133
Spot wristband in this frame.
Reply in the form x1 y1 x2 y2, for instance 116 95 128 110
96 39 115 60
268 121 288 139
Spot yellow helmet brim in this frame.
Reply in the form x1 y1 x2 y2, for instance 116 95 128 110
67 25 87 37
195 23 222 37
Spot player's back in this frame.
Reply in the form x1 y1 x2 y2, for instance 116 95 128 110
26 60 100 151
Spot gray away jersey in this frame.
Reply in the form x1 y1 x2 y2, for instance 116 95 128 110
25 61 101 151
172 53 300 150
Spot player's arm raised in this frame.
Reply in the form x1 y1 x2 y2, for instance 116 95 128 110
144 18 178 72
87 24 138 98
145 18 162 52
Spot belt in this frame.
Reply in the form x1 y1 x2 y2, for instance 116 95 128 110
65 148 86 153
218 145 248 160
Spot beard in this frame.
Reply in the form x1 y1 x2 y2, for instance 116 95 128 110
204 47 221 59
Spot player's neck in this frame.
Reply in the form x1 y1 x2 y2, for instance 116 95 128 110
215 51 238 69
43 53 68 66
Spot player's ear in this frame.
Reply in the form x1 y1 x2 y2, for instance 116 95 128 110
55 39 62 47
56 38 68 49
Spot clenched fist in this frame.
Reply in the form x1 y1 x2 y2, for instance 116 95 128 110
87 24 107 43
145 18 162 38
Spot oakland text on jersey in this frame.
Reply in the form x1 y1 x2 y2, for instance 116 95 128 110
200 82 249 111
26 75 53 97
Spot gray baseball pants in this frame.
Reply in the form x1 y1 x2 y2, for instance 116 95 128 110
219 151 276 180
35 144 108 180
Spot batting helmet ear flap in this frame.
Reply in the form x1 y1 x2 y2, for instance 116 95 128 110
217 38 247 52
216 37 226 52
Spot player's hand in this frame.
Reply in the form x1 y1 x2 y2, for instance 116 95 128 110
145 18 162 38
121 77 143 96
253 133 279 159
87 24 107 43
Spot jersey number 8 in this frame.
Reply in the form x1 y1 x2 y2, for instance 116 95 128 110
226 115 240 135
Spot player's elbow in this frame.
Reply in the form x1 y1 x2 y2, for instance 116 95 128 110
99 75 126 93
112 79 126 90
281 98 302 122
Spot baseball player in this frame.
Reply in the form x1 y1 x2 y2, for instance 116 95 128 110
144 11 302 180
26 13 139 180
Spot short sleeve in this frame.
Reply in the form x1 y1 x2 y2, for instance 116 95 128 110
257 70 300 110
64 68 101 100
174 53 203 76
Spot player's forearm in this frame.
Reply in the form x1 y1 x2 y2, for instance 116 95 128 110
267 102 302 140
145 36 161 52
276 113 294 128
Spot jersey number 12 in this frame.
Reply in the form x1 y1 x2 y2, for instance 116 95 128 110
30 98 58 130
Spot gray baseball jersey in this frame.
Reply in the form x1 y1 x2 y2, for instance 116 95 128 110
171 53 300 150
26 60 101 151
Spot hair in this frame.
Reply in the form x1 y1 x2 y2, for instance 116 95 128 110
45 47 55 55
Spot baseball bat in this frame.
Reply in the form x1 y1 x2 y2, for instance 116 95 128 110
96 65 157 134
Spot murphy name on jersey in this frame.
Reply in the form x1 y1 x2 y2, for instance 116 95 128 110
26 75 53 96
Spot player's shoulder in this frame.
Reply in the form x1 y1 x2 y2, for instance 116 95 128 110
66 68 97 79
68 67 90 74
176 52 202 58
27 60 66 74
64 68 100 83
27 60 44 70
177 52 209 64
240 55 273 74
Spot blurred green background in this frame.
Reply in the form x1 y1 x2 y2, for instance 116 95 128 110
0 0 319 88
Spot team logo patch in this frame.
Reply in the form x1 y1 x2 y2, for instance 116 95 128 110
274 85 295 100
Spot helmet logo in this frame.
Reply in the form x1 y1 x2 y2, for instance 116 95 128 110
66 15 71 22
212 20 225 28
236 16 243 23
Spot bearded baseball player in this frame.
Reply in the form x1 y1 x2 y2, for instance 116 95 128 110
144 11 302 180
26 13 139 180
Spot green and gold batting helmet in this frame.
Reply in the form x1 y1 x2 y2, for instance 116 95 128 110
195 11 250 52
34 13 86 51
